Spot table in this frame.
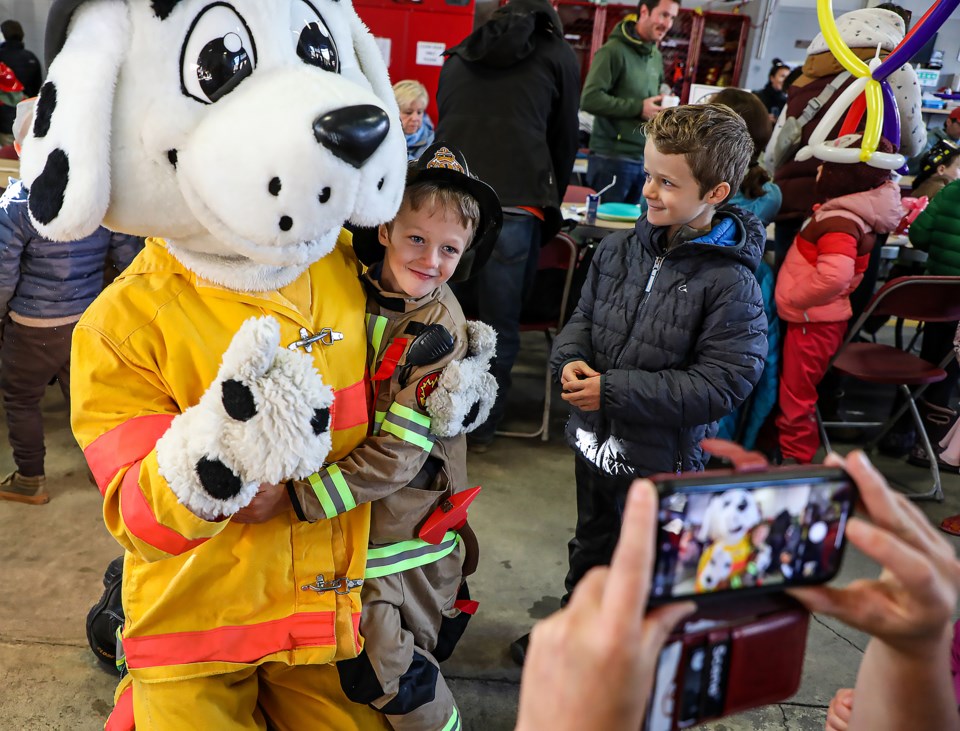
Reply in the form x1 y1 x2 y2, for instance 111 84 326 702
560 203 636 241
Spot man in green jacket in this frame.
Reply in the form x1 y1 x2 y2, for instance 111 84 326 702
581 0 679 204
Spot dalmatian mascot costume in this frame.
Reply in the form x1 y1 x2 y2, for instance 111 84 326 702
20 1 484 728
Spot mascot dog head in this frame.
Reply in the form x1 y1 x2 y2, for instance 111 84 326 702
20 0 406 291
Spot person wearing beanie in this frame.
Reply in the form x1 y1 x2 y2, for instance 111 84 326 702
774 135 905 464
765 8 924 269
908 107 960 176
911 139 960 200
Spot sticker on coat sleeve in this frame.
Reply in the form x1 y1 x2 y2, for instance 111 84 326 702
416 370 443 409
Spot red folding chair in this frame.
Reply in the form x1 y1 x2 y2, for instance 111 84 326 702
497 231 581 441
563 185 596 204
818 276 960 501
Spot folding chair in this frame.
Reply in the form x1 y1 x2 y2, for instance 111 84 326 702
817 276 960 501
496 230 581 441
563 184 597 204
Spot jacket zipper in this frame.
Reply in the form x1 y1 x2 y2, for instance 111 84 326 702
614 254 666 369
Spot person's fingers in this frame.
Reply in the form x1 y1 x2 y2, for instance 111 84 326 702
566 566 609 611
601 480 659 628
563 379 589 393
844 450 906 535
581 365 601 377
843 516 942 596
640 601 697 655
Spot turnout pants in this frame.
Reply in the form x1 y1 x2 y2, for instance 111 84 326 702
106 662 390 731
338 547 469 731
776 321 848 463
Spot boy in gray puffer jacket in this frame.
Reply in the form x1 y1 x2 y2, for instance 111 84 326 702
551 104 767 607
0 172 143 504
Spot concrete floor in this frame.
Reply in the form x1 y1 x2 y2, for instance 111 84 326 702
2 333 959 730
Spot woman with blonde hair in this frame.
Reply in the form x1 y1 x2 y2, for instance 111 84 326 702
393 79 434 160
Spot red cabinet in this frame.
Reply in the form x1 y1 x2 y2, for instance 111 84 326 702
353 0 476 118
555 3 750 102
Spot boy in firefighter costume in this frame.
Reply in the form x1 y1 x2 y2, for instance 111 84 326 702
19 0 422 728
288 143 500 731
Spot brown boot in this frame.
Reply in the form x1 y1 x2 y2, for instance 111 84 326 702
0 472 50 505
907 400 958 469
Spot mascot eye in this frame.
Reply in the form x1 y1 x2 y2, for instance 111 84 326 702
180 3 258 103
291 0 340 73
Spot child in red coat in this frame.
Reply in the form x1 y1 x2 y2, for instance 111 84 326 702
775 135 904 463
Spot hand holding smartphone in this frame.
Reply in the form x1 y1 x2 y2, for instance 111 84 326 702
650 467 856 604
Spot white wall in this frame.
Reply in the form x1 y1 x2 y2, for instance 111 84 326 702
0 0 52 71
743 0 960 92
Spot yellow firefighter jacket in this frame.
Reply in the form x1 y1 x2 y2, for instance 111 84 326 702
73 235 371 682
289 269 469 546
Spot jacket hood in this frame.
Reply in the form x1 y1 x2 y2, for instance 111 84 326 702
634 205 764 273
445 0 563 68
814 180 904 235
607 18 656 56
806 8 904 56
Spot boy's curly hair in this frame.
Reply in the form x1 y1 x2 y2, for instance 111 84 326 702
644 104 754 198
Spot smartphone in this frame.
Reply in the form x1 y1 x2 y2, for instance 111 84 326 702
649 467 856 603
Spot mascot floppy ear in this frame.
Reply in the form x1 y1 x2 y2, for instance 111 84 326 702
19 0 130 241
697 496 721 544
344 5 405 227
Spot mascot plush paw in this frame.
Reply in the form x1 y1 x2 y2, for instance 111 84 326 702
156 317 334 519
426 321 497 437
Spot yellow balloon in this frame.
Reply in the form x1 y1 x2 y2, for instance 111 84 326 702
816 0 870 78
861 79 883 161
816 0 888 164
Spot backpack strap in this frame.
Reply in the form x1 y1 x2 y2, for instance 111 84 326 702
796 71 852 128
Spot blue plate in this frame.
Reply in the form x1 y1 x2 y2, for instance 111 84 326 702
596 202 643 222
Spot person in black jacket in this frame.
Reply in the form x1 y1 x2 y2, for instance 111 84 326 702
436 0 580 449
511 104 766 663
0 21 41 97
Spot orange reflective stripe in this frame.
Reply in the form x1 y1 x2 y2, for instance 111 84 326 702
332 380 368 432
123 611 359 669
105 685 134 731
85 414 175 496
119 461 209 557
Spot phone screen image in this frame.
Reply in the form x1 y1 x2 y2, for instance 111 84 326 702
651 471 854 601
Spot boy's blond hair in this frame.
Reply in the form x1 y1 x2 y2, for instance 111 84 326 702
392 80 429 110
645 104 753 198
388 182 480 244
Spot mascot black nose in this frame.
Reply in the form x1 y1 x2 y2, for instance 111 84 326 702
313 105 390 168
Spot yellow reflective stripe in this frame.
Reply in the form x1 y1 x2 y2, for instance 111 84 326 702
441 707 461 731
307 472 338 519
388 401 431 429
382 419 434 452
371 410 386 436
366 313 388 359
325 464 357 513
365 532 460 579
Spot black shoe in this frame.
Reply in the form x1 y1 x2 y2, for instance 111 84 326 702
86 556 125 675
878 428 916 458
509 633 530 666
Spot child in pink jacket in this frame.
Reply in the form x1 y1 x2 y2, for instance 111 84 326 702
775 135 904 463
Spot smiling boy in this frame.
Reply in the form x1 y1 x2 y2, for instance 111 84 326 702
286 143 501 731
548 103 767 616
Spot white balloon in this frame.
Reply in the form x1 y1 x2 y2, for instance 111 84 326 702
806 141 905 169
806 75 869 149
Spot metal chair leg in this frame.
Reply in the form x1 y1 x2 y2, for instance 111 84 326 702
816 405 832 455
903 385 943 502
